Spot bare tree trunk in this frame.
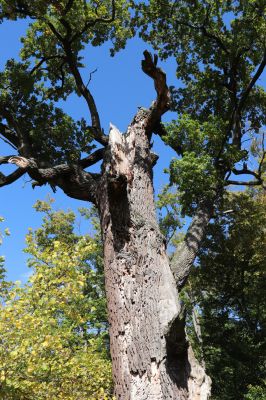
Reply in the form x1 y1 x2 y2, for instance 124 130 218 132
97 111 211 399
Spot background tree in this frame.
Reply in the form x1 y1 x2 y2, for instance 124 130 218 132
0 200 112 400
189 190 266 400
0 1 265 398
158 187 265 399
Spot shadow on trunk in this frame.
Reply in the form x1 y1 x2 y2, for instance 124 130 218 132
166 314 191 391
108 176 131 252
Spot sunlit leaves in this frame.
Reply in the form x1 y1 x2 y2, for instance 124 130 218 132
137 0 265 85
163 115 230 213
0 200 112 399
2 0 133 88
244 385 266 400
156 186 183 244
169 152 217 214
0 1 134 169
0 217 11 298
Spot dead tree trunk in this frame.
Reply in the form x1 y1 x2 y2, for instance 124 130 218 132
1 51 212 400
97 112 211 399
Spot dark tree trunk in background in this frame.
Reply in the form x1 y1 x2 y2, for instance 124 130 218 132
97 110 211 399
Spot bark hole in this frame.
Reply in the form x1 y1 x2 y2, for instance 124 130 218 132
108 176 131 252
165 315 190 391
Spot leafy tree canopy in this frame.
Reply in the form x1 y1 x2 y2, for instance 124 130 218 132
0 0 265 210
0 0 133 168
0 3 265 397
136 0 266 213
0 200 112 400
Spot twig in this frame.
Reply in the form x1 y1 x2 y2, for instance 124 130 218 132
86 68 98 88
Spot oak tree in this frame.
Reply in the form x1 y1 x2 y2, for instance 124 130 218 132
0 1 265 398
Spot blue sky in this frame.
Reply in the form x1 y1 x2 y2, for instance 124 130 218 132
0 19 177 281
1 16 265 283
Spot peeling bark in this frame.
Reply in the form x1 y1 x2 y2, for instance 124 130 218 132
97 111 211 399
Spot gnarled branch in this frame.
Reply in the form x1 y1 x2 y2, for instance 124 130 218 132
44 18 107 146
0 168 25 187
79 148 105 168
1 154 100 203
142 50 171 117
8 156 32 169
141 51 171 138
62 40 107 145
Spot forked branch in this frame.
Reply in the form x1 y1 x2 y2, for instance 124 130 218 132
70 0 116 43
0 105 33 157
0 122 19 149
45 19 107 146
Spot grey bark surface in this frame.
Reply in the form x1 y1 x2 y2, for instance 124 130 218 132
170 202 214 289
0 51 212 400
97 111 211 399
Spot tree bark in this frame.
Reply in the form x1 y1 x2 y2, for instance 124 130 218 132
97 110 211 399
170 201 214 290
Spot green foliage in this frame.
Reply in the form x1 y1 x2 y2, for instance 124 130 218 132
169 151 217 215
244 385 266 400
187 190 266 399
137 0 266 211
0 0 134 168
0 59 95 165
156 186 183 243
0 2 265 396
18 0 133 58
0 0 133 93
0 200 112 399
0 0 264 212
165 114 249 214
137 0 266 104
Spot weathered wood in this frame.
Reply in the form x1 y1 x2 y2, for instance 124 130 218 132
0 51 212 399
98 110 211 399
